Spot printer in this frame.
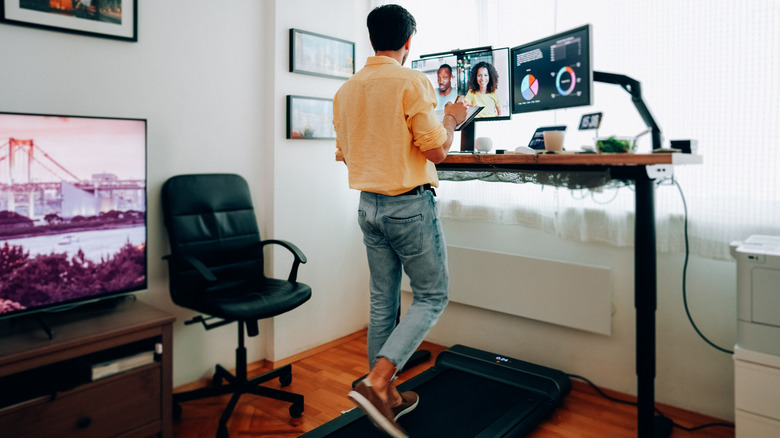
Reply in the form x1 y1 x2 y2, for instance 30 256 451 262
730 234 780 355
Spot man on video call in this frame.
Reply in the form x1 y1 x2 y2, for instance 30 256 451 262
436 64 457 109
332 4 468 437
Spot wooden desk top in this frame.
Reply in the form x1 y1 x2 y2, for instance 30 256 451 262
442 152 703 167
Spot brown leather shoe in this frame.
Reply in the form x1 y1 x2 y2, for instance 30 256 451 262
391 391 419 421
348 380 408 438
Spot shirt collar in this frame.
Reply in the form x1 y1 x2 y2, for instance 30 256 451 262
366 56 402 67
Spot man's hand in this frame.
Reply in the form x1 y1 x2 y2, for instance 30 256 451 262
423 98 469 164
444 98 468 126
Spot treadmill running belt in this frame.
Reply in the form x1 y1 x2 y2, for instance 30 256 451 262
321 369 545 437
301 345 570 438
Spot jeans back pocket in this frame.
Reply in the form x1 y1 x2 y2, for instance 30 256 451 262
383 214 423 256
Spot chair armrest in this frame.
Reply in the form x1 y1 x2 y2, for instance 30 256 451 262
259 239 308 283
162 253 217 282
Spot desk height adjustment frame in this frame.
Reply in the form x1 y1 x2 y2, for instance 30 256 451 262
615 166 675 438
597 70 670 437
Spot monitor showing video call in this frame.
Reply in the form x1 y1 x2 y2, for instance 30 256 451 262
412 47 511 121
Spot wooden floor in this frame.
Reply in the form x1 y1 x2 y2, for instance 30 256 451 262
172 330 734 437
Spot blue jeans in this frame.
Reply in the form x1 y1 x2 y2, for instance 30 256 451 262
358 189 449 371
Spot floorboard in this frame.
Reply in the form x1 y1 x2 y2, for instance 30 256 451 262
172 330 734 437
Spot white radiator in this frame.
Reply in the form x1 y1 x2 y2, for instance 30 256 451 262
405 245 612 335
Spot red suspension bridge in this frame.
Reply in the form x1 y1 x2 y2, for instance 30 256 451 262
0 138 145 221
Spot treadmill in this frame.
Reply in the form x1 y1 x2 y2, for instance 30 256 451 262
301 344 571 437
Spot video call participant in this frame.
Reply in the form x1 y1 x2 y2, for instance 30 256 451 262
332 4 467 438
435 64 456 109
464 61 502 117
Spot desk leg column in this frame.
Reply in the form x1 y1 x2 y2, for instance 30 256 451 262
634 176 673 438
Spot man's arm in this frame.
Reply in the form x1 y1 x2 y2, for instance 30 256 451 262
422 100 468 164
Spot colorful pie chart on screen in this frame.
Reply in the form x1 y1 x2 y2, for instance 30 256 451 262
556 66 577 96
520 74 539 100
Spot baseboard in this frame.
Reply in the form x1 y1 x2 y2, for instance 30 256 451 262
268 329 367 368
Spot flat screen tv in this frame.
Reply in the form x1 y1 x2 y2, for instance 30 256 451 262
511 24 592 114
0 112 147 323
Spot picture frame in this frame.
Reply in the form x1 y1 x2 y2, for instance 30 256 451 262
289 28 354 80
286 95 336 140
1 0 138 42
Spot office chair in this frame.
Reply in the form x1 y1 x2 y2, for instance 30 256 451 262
161 173 312 438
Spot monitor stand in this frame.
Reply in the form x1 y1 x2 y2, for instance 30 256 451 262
460 122 475 152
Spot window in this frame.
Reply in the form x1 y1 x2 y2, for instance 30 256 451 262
375 0 780 260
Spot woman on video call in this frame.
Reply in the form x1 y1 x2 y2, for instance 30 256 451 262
464 61 501 117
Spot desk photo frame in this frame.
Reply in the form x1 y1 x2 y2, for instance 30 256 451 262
286 95 336 140
1 0 138 42
289 28 354 80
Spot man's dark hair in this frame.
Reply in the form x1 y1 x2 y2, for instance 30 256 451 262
367 4 416 51
438 64 452 75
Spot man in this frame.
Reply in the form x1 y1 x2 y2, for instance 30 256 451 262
435 64 457 109
332 4 467 438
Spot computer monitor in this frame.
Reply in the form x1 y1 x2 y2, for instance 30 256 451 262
412 47 511 150
412 47 511 121
511 24 592 114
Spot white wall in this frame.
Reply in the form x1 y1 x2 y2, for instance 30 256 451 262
268 0 373 360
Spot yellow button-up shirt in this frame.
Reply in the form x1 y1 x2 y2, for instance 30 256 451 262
333 56 448 196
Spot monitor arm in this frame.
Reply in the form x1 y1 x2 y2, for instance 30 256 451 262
593 71 663 150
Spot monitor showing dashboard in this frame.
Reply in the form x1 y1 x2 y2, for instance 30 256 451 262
412 47 511 121
511 24 592 114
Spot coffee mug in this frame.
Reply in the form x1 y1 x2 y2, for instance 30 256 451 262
543 131 565 152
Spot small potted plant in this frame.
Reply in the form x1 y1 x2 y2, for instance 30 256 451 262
596 136 637 153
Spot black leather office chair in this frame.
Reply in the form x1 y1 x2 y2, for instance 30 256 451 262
161 173 311 438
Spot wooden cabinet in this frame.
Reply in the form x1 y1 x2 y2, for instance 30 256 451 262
0 299 174 438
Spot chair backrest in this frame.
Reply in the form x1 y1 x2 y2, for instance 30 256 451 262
161 174 264 302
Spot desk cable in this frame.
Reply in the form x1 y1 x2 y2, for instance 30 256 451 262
567 373 735 433
670 178 734 355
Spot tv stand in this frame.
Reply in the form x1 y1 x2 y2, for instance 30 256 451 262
35 315 53 340
0 299 174 437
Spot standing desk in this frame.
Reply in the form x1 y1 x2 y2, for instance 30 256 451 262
436 152 703 438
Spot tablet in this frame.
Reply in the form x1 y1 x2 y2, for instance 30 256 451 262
455 105 483 131
436 106 484 131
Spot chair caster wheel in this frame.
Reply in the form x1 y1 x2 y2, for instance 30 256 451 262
280 372 292 387
290 402 304 418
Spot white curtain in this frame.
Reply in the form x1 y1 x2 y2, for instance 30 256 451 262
370 0 780 260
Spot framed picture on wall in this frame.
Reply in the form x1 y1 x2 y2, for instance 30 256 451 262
289 28 354 80
0 0 138 42
286 95 336 140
